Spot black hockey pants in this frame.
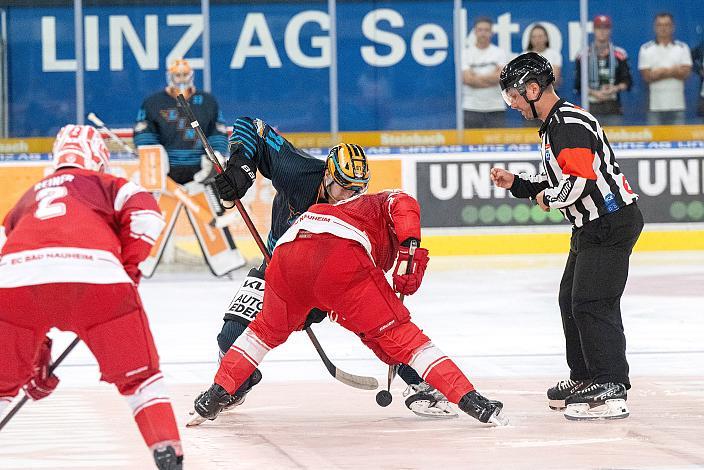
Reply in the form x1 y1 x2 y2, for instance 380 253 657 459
558 203 643 389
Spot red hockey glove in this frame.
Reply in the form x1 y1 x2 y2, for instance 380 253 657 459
392 240 429 296
24 337 59 401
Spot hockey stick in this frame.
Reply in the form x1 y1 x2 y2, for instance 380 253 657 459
175 94 379 391
0 337 80 432
376 239 418 406
86 113 230 229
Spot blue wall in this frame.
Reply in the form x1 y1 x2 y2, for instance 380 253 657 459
5 1 704 136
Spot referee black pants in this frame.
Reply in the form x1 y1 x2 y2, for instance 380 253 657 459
558 203 643 389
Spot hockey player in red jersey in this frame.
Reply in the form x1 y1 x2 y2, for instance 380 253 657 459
0 125 183 469
191 190 508 426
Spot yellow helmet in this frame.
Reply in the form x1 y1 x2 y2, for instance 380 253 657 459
326 143 370 193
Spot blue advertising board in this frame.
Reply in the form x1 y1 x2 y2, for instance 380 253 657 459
4 0 704 137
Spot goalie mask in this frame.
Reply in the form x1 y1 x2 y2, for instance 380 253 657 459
166 58 194 94
326 143 370 194
52 125 110 173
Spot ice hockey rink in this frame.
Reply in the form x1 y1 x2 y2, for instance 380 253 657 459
1 251 703 470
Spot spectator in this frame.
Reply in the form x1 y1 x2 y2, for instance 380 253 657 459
461 17 507 128
575 15 632 126
638 13 692 125
691 39 704 119
525 23 562 88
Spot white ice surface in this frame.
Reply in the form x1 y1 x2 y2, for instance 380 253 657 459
46 251 704 388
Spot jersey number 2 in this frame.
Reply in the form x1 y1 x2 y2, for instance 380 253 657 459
35 187 68 220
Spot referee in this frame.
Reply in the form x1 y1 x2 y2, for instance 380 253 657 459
490 52 643 419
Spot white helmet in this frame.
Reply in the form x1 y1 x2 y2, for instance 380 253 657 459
52 124 110 173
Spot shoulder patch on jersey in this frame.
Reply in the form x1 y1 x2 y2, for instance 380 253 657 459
134 121 148 133
216 122 227 133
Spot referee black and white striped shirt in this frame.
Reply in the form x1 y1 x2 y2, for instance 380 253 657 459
509 99 639 227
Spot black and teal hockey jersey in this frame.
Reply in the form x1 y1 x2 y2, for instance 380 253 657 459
231 117 326 254
134 90 228 173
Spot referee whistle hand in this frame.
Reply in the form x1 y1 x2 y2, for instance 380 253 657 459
536 190 550 212
490 167 514 189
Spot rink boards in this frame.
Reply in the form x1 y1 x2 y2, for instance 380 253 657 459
1 141 703 256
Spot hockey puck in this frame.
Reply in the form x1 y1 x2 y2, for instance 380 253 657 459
376 390 392 407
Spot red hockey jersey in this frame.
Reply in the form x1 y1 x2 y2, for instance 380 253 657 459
276 190 421 272
0 168 165 287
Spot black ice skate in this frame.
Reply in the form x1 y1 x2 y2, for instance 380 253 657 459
223 368 263 412
546 379 591 410
187 383 231 427
564 382 629 421
153 444 183 470
403 382 458 419
458 390 508 426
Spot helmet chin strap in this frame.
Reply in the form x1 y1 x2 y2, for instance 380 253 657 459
521 85 547 120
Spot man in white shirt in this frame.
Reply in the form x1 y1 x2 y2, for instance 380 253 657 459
638 12 692 125
461 17 507 128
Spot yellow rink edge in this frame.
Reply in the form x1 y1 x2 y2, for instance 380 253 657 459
175 229 704 262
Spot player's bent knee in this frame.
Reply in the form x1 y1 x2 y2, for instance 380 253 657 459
117 370 169 415
370 321 431 366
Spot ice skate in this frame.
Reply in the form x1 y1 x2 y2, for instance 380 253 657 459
564 382 629 420
186 383 231 427
546 378 591 410
403 382 458 419
153 444 183 470
458 390 509 426
222 369 262 412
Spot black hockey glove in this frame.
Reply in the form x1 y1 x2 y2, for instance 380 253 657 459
303 308 328 330
214 143 256 201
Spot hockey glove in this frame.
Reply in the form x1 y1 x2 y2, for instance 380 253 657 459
392 239 429 296
24 337 59 401
214 143 256 201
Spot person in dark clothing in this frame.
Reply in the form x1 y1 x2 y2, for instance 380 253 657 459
574 15 633 126
134 58 228 185
491 52 643 421
691 39 704 119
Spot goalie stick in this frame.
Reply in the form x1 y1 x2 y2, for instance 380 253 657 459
0 337 80 432
175 94 379 391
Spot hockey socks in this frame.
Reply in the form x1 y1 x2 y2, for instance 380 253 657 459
215 329 270 394
408 342 474 403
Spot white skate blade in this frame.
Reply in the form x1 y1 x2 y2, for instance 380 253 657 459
564 399 629 421
409 401 459 419
488 408 510 426
186 409 208 427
